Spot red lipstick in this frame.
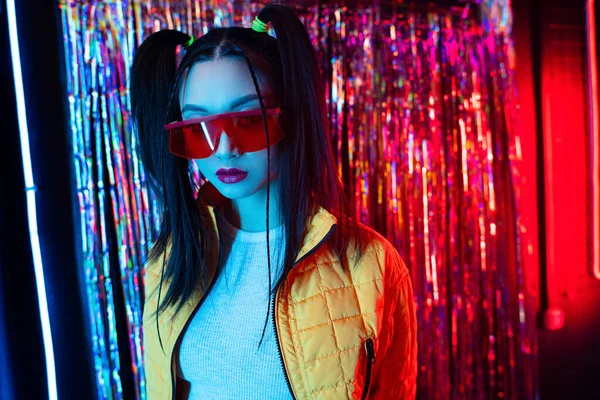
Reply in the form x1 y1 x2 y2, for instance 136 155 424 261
216 168 248 184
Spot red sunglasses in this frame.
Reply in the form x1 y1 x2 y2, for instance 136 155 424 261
164 108 284 159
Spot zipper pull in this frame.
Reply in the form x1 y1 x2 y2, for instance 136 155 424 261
365 338 376 364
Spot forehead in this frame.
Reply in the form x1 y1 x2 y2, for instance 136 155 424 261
180 57 272 114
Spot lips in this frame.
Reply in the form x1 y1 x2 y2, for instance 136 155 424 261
216 168 248 184
216 168 247 176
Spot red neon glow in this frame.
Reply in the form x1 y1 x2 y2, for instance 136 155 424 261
586 0 600 280
543 307 565 331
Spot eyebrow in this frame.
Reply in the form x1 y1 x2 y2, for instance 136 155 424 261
181 94 266 115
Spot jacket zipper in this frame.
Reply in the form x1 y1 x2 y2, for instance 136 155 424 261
361 338 376 400
271 223 337 400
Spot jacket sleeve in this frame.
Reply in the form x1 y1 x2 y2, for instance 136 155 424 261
369 250 418 400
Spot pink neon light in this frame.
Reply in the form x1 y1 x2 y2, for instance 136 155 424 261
586 0 599 280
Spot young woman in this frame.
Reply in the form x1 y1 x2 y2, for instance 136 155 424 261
131 4 417 400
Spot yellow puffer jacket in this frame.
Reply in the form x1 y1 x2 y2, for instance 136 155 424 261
143 195 417 399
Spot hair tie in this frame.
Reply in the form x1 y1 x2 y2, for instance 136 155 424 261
251 16 269 33
183 36 195 49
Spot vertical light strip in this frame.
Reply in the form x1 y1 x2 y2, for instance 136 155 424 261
6 0 58 398
587 0 600 280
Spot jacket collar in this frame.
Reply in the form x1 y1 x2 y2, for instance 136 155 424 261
197 182 337 264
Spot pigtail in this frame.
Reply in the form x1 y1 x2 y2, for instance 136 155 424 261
257 4 366 271
130 29 191 193
131 30 210 353
258 5 328 128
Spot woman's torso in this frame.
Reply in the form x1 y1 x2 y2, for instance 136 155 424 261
143 203 414 400
178 210 292 399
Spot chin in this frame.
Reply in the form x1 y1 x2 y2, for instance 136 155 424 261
211 180 262 200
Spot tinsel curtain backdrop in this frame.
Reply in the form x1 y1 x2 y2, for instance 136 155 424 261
58 0 536 399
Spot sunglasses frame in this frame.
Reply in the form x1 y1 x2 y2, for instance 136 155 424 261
164 107 281 131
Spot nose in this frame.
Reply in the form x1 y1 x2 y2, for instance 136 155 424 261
213 131 240 159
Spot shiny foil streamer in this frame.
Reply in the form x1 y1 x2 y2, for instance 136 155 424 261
59 1 536 399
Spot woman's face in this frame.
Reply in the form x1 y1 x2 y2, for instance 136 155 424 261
180 57 280 200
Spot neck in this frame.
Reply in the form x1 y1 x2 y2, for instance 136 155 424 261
222 178 283 232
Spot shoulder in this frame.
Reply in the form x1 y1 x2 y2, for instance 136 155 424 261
344 219 410 286
143 250 165 285
142 244 173 305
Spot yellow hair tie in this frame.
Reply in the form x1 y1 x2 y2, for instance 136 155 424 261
251 16 269 33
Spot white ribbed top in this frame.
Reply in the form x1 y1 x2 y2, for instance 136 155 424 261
178 209 293 399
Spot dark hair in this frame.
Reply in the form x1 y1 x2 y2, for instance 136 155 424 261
130 4 366 349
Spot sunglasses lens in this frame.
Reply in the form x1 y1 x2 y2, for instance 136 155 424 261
169 127 187 157
234 116 284 152
233 115 264 128
168 111 284 159
170 124 214 159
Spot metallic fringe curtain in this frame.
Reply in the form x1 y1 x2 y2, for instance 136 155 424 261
59 0 536 399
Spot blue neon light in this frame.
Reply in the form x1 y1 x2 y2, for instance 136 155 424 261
6 0 58 398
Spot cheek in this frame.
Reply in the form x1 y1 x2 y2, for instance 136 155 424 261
194 159 212 176
258 145 281 172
